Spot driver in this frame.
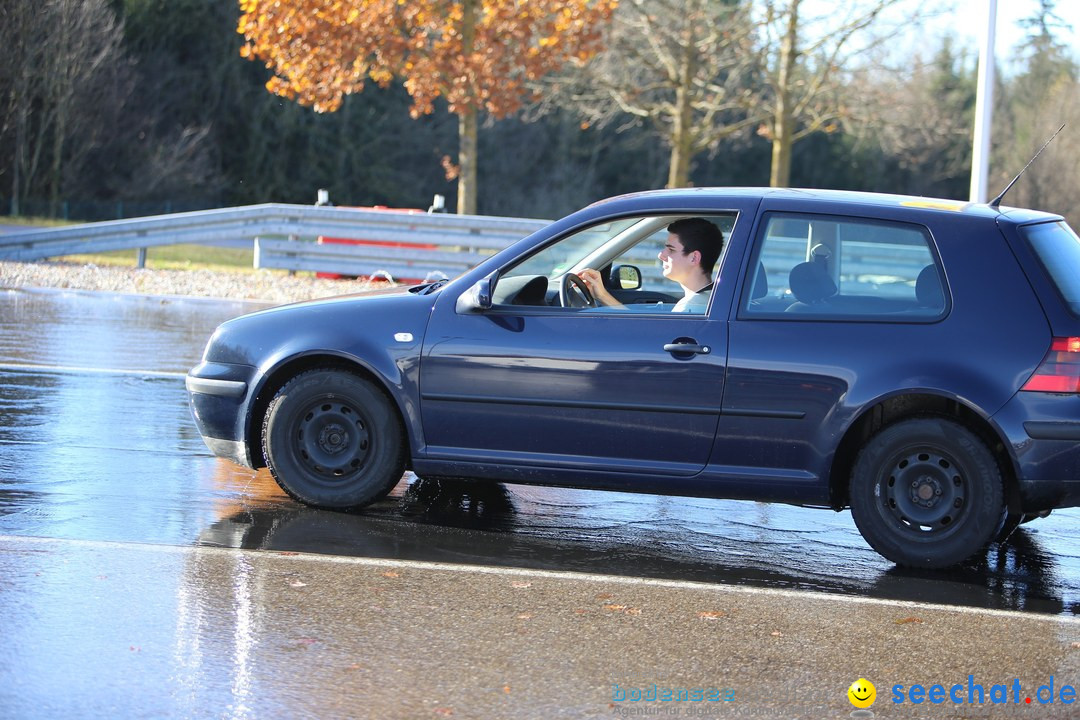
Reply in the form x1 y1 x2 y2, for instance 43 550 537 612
579 217 723 312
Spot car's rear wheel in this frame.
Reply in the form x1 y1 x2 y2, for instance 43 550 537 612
262 368 405 509
849 417 1002 568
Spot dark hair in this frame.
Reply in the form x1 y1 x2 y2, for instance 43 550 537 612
667 217 724 276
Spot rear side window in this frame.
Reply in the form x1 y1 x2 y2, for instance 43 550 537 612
1024 221 1080 317
741 213 945 319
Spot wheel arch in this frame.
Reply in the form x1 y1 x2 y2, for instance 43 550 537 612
828 392 1020 513
245 352 413 470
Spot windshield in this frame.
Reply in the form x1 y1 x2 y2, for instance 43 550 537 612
1024 221 1080 317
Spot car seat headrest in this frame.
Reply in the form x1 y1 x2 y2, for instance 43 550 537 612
789 261 837 304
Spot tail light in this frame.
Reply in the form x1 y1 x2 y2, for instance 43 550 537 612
1022 337 1080 392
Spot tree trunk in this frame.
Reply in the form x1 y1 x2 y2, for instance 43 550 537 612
50 5 70 219
9 3 32 217
50 107 66 218
667 28 698 189
668 111 693 188
12 105 25 216
770 0 800 188
457 106 478 215
770 114 792 187
456 0 478 215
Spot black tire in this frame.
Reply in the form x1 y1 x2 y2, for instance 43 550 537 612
849 417 1003 569
261 368 405 509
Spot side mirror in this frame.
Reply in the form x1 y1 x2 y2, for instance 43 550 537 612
456 273 496 313
611 264 642 290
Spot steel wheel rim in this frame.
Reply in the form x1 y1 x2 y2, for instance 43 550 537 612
293 397 371 482
882 447 968 537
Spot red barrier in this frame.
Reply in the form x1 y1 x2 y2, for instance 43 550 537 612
316 206 438 282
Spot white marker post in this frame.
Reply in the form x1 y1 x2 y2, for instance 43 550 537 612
970 0 997 203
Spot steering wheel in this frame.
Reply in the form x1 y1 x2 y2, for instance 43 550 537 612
560 272 596 308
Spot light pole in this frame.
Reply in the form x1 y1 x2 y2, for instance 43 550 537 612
970 0 997 203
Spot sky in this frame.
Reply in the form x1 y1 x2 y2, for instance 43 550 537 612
800 1 1080 72
923 0 1080 64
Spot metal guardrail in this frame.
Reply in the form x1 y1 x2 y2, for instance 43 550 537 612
253 237 495 280
0 204 551 279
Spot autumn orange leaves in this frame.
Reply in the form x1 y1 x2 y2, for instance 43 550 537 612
239 1 615 116
237 1 617 213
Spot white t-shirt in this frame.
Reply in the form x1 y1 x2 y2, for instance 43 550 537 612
672 283 713 313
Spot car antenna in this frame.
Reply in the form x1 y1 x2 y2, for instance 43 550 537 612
989 123 1066 208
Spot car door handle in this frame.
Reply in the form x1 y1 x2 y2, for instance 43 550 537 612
663 342 711 355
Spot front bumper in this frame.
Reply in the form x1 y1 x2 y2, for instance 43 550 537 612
187 361 259 468
185 375 247 398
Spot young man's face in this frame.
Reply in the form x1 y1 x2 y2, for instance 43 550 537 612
658 232 700 286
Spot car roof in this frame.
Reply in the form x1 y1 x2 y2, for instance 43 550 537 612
589 186 1062 224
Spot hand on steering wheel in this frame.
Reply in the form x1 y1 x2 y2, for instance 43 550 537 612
560 272 596 308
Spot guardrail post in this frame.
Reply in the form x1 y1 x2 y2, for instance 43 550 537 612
253 237 263 269
288 234 297 276
136 247 147 268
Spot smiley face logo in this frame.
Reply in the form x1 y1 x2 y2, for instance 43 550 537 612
848 678 876 709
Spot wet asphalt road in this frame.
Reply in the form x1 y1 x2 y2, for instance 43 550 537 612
4 535 1080 720
3 287 1080 718
2 287 1080 614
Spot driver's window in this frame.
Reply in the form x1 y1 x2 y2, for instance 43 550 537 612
586 213 735 314
605 228 671 293
492 213 734 313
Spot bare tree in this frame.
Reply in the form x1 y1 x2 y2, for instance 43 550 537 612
845 37 976 198
755 0 912 187
992 2 1079 222
993 81 1080 224
0 0 219 216
545 0 761 189
44 0 131 213
1 0 49 214
1 0 133 214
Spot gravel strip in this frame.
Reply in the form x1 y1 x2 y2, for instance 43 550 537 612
0 260 387 304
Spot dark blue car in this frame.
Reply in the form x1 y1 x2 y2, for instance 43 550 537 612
187 188 1080 568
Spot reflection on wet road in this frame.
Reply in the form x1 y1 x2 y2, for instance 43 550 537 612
3 287 1080 616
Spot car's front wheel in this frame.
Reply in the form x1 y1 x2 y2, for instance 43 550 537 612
262 368 405 509
849 417 1003 569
